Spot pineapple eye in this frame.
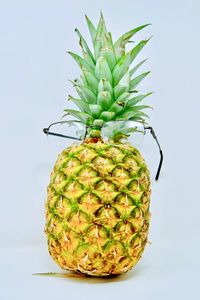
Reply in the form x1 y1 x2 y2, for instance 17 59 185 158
112 167 130 178
95 180 117 192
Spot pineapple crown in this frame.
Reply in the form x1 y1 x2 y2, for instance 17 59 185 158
64 12 152 133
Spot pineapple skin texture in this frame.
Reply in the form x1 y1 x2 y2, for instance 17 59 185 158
45 141 151 276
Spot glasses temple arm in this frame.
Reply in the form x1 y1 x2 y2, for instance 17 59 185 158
43 121 81 141
145 126 163 181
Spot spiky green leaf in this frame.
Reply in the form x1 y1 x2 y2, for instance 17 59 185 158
99 32 116 70
63 109 93 124
117 108 149 120
114 71 130 99
116 91 130 102
82 69 99 93
80 74 87 86
68 95 90 112
94 14 107 59
98 79 113 95
97 91 112 110
113 38 150 85
129 59 148 77
100 111 115 121
108 102 124 115
93 119 105 127
130 105 152 111
89 104 102 118
68 51 94 73
126 92 153 107
113 53 131 85
73 84 97 103
85 15 96 45
75 28 95 68
114 24 150 61
95 57 112 83
129 71 150 91
69 79 87 100
130 38 151 63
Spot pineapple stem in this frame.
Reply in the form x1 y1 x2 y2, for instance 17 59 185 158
87 128 101 138
83 126 104 143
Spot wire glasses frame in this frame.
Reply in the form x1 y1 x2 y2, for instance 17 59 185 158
43 121 163 181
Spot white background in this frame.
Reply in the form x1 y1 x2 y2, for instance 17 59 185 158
1 0 200 299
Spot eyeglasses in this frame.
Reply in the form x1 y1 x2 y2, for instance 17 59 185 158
43 120 163 181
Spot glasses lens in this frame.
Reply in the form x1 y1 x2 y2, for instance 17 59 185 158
45 121 86 149
102 121 157 183
102 120 145 146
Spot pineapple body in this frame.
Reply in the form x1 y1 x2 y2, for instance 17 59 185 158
46 140 151 276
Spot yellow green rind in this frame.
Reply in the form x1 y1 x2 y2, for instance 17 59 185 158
45 141 151 276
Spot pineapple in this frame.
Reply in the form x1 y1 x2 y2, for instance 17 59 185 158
45 13 152 277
